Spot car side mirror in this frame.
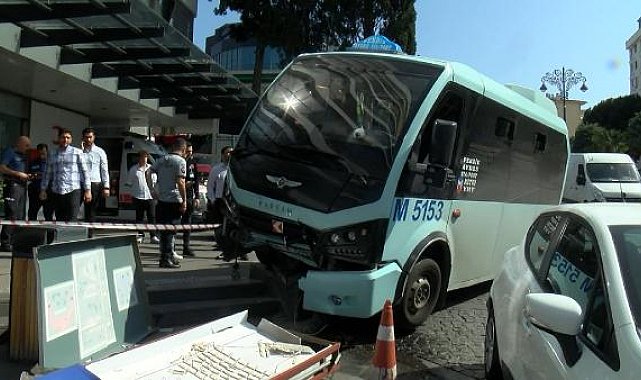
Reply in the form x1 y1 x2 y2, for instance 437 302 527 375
576 174 586 186
525 293 583 366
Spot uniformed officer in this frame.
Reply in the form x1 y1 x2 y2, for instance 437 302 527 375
151 138 187 268
0 136 31 251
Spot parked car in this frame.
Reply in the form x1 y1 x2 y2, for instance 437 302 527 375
485 203 641 380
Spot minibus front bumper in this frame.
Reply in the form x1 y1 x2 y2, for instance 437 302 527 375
298 262 402 318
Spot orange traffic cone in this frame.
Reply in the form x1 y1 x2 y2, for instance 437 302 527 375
372 299 397 379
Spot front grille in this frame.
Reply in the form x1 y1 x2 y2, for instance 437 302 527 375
238 207 310 243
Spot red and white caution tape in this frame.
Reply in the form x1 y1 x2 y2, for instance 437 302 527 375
0 219 219 232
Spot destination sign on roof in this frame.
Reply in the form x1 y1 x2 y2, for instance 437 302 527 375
349 35 404 54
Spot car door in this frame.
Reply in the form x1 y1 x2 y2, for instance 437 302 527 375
521 216 620 380
506 212 564 379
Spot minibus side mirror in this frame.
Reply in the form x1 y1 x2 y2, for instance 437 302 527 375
429 119 458 166
422 120 457 188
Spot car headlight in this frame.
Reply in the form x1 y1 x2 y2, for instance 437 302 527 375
318 219 387 264
592 187 605 202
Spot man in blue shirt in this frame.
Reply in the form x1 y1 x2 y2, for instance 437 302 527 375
80 127 109 237
0 136 31 251
40 128 91 222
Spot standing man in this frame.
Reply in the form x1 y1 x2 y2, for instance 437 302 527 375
0 136 31 252
81 127 109 237
125 150 158 244
207 146 243 259
40 128 92 222
181 142 199 257
206 145 232 225
27 143 53 221
151 138 187 269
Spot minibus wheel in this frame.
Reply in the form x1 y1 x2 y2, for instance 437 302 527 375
397 258 441 328
255 247 277 269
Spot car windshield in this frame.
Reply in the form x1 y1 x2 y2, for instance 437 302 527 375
586 163 640 183
610 225 641 332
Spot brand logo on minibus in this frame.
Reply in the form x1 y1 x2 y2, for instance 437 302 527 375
266 175 302 189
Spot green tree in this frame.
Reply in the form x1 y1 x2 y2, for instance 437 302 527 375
214 0 417 93
215 0 298 94
583 94 641 131
380 0 417 54
625 111 641 157
572 123 628 153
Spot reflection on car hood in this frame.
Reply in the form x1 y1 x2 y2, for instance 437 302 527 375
592 182 641 199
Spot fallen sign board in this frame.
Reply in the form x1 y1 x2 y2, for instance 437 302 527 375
40 310 341 380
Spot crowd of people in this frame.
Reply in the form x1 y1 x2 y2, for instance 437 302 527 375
0 129 235 270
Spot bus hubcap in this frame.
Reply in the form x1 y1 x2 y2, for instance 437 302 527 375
411 278 431 309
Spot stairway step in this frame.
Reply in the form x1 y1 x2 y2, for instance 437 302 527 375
151 297 281 328
145 275 261 292
146 280 268 304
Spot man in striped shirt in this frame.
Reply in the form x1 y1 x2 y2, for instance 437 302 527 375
40 128 91 222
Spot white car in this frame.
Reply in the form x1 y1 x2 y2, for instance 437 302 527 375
485 203 641 380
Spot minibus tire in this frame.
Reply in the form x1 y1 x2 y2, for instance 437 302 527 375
255 248 276 269
396 258 441 328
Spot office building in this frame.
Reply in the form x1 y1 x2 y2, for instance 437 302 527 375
0 0 257 151
627 16 641 96
205 23 285 94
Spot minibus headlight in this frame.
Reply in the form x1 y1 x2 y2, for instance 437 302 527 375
319 219 387 263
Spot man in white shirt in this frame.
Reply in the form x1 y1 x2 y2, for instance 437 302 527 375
207 145 233 224
81 127 109 237
125 150 158 244
208 146 242 260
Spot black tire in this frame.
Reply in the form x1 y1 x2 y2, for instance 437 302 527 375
217 226 251 260
396 258 441 329
255 247 277 269
484 305 503 380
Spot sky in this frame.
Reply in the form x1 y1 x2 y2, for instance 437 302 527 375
193 1 641 109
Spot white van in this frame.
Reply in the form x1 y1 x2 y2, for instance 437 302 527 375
562 153 641 203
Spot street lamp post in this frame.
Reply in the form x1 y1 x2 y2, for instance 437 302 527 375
539 67 588 122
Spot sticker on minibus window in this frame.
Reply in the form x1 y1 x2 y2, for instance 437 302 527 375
456 156 480 194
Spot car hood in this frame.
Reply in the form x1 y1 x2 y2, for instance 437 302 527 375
592 182 641 199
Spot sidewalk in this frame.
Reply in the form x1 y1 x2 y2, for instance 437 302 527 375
0 229 263 380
